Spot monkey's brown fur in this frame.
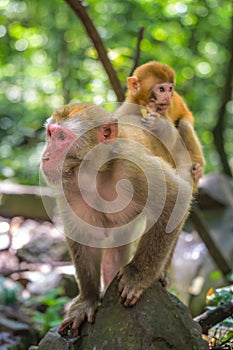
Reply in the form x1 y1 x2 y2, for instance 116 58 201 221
41 103 192 336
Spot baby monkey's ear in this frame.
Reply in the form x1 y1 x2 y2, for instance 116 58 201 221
127 76 140 94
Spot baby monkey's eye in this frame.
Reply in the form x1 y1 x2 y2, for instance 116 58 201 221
159 87 165 92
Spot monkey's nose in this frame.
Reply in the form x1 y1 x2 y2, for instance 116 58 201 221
42 153 50 161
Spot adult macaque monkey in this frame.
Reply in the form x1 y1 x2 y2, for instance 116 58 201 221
41 102 192 336
126 61 205 188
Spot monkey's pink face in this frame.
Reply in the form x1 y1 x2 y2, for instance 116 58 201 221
149 83 173 114
41 122 77 184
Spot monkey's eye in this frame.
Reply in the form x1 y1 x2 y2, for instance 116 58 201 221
58 132 66 140
159 87 165 92
47 129 52 138
169 86 173 92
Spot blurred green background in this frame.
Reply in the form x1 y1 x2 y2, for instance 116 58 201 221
0 0 232 185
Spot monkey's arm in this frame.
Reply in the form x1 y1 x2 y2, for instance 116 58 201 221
168 91 194 125
58 239 101 336
178 119 205 184
166 93 205 185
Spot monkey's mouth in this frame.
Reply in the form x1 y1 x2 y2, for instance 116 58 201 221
156 104 169 113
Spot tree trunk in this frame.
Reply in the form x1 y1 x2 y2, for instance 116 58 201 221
212 16 233 177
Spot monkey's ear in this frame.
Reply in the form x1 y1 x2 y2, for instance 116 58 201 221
127 76 140 93
98 121 118 143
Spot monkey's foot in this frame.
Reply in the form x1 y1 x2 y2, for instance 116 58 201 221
159 271 169 287
191 162 203 183
58 297 99 337
118 265 149 307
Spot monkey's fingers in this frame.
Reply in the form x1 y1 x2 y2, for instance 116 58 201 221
58 317 73 336
58 302 97 337
141 115 160 123
71 314 88 337
118 274 144 307
121 290 140 307
71 304 97 336
58 316 85 337
141 115 162 132
119 285 143 307
86 307 96 324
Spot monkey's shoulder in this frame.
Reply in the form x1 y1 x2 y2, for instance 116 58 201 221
168 91 194 125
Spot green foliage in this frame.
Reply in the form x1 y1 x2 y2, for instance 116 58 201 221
206 286 233 306
206 286 233 345
0 0 232 184
0 276 22 305
25 287 70 335
210 270 222 281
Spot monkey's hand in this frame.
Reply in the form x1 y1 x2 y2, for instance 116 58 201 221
141 115 178 149
141 114 165 134
118 265 149 307
58 297 99 337
191 162 203 183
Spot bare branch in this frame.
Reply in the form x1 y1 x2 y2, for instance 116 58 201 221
189 204 232 277
194 300 233 334
65 0 125 102
128 27 144 77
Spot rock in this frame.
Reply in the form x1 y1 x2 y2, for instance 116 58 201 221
37 279 208 350
198 173 233 208
38 327 77 350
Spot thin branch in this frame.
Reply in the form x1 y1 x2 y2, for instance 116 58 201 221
194 300 233 334
65 0 125 102
189 204 232 277
212 16 233 177
128 27 144 77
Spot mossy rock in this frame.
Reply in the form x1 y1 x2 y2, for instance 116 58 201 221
38 278 208 350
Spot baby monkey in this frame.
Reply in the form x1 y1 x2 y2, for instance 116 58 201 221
126 61 205 188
